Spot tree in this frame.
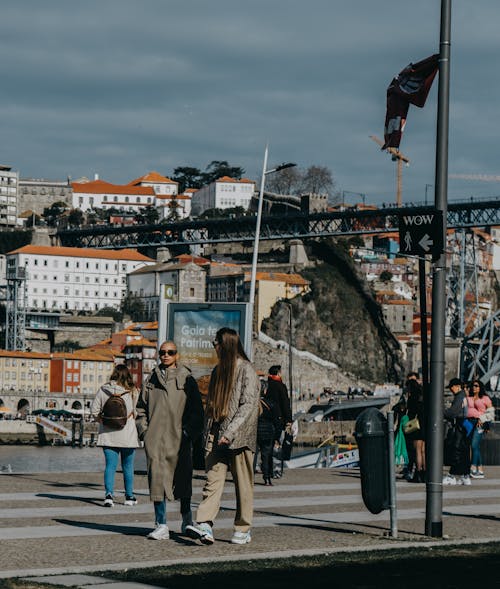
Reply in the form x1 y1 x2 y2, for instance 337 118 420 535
121 294 146 321
201 161 245 185
380 270 393 282
96 306 123 322
67 209 84 227
135 207 159 225
265 166 302 195
301 165 335 196
53 339 83 352
199 206 251 219
42 201 69 227
171 166 203 193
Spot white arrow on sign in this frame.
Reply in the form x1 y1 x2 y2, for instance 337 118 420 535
419 234 433 252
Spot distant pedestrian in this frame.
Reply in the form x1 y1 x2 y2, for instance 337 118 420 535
443 378 471 486
406 379 426 483
186 327 260 545
91 364 139 508
256 384 281 486
136 341 204 540
467 380 493 479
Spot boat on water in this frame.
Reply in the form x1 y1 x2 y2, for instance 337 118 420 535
285 444 359 469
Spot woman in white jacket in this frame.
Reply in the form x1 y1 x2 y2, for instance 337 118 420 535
91 364 139 507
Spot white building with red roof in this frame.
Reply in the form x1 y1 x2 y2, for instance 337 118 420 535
6 245 155 312
190 176 256 216
72 178 155 212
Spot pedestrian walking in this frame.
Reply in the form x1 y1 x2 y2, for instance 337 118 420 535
467 379 493 479
186 327 260 545
91 364 140 508
256 383 281 486
136 341 204 540
406 379 426 483
443 378 471 486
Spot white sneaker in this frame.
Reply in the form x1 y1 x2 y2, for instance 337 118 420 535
124 495 137 506
103 494 114 507
185 522 214 544
442 475 457 486
459 475 472 486
181 511 193 535
231 530 251 545
147 524 170 540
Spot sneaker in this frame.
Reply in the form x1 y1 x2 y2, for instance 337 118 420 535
181 511 193 535
103 494 114 507
231 530 251 545
124 495 137 506
147 524 170 540
459 475 472 486
442 475 456 486
471 470 485 479
185 522 214 544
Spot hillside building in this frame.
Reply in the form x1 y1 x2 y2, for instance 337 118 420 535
18 178 72 216
190 176 255 216
0 165 19 227
6 245 155 312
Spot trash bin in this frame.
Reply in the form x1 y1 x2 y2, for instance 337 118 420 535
354 407 389 514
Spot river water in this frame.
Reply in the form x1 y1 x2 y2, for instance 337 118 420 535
0 446 148 474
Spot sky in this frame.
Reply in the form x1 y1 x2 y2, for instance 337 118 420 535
1 0 500 206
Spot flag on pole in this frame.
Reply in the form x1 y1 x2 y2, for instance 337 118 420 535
383 54 439 150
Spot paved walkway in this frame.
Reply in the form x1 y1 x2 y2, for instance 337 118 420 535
0 466 499 586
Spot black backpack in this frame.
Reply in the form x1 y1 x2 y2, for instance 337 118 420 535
100 392 129 430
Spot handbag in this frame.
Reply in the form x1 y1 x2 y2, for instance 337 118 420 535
403 416 420 435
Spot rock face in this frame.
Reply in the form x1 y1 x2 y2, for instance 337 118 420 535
261 239 404 384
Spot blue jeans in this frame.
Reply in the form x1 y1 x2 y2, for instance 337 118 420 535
154 500 167 525
103 447 135 497
470 427 484 467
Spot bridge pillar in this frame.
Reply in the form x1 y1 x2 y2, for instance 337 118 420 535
289 240 309 267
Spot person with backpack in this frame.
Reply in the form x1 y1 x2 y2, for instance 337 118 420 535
91 364 139 507
135 341 204 541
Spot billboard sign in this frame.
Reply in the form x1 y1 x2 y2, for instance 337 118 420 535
158 301 251 378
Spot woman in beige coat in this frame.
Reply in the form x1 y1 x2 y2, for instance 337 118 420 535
186 327 260 545
91 364 139 507
135 341 204 540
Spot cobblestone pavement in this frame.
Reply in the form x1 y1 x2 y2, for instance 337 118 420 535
0 466 498 583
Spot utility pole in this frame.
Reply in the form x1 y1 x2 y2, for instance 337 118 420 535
426 0 451 538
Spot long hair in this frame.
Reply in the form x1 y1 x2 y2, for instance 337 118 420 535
207 327 249 422
469 379 486 398
110 364 136 397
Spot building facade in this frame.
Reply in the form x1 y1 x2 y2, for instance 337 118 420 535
6 245 155 312
0 165 19 227
71 178 155 213
190 176 255 216
18 178 72 216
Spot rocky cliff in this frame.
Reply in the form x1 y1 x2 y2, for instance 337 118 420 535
261 238 404 384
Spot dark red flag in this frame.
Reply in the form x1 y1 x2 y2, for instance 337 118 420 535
383 54 439 149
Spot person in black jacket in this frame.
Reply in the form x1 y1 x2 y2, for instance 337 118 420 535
256 381 281 485
266 365 292 434
443 378 471 486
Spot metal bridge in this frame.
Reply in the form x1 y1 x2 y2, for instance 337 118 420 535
57 197 500 249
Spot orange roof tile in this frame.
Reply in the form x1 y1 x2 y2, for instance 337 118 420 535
216 176 255 184
0 350 51 359
128 172 178 186
156 194 191 200
244 271 309 285
8 245 155 262
72 179 155 196
174 254 211 266
123 337 156 348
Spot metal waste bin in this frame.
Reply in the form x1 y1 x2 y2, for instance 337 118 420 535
354 407 389 514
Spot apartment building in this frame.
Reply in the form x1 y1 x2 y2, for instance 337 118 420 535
0 351 51 392
6 245 155 312
0 165 19 227
72 178 155 212
190 176 255 216
50 350 115 395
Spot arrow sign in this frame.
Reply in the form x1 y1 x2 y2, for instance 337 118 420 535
418 234 433 252
399 209 443 257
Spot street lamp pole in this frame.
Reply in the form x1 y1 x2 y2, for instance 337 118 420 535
248 145 296 357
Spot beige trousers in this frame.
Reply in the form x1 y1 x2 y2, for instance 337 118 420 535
196 445 254 532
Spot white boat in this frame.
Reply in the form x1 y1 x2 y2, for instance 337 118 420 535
285 446 359 469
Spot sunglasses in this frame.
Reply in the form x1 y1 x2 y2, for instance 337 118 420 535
159 349 177 356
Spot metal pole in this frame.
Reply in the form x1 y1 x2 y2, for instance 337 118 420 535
387 411 398 538
248 144 269 357
426 0 451 538
419 258 430 389
288 302 293 417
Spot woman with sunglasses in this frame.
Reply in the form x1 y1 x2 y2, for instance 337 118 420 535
186 327 260 545
466 380 493 479
136 341 204 540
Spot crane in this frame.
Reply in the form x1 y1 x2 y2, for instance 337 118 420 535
369 135 410 207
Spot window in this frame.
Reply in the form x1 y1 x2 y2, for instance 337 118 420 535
65 261 69 268
43 259 47 266
95 277 99 283
64 275 69 282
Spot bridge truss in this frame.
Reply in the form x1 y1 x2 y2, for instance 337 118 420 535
58 198 500 249
461 311 500 391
